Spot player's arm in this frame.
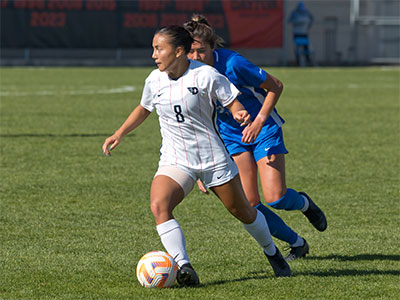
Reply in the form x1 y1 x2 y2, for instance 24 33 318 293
225 99 251 126
241 73 283 144
228 56 282 143
102 104 151 156
257 73 283 122
211 67 251 127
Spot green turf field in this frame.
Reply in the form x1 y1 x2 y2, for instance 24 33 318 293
1 66 399 299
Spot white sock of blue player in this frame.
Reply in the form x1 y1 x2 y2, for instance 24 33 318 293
290 236 305 247
243 210 276 256
255 202 299 245
300 194 309 212
156 219 190 268
268 188 309 211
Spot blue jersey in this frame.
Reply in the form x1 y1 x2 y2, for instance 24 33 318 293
213 49 285 146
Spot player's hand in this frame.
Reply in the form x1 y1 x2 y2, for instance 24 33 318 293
196 179 209 194
233 110 251 127
241 118 263 144
102 134 121 156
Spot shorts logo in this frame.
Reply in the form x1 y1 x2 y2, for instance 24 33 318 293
217 173 224 179
187 87 199 95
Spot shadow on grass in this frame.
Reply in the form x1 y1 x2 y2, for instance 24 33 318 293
185 266 400 288
190 254 400 287
173 273 271 289
305 253 400 261
179 269 400 288
294 269 400 277
0 133 134 138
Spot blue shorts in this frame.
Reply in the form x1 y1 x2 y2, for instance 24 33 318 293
294 34 310 46
223 127 288 162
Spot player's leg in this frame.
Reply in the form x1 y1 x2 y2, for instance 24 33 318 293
210 175 257 224
294 39 302 65
257 153 327 232
210 175 290 277
232 151 300 246
231 151 260 207
304 43 313 66
150 174 185 225
151 166 199 286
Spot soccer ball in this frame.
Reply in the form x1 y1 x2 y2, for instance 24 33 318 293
136 251 178 288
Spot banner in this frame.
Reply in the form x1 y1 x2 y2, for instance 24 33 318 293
0 0 283 48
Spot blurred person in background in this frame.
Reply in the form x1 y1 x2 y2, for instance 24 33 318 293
184 14 327 261
288 1 314 66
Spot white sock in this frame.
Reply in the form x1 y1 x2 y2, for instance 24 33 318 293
290 236 305 248
300 195 309 212
156 219 190 268
243 210 276 256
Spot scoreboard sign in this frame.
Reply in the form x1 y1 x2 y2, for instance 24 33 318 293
1 0 283 48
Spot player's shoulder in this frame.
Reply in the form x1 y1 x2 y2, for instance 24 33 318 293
215 48 236 57
189 59 220 78
216 49 251 73
144 68 171 91
219 49 264 79
188 60 228 90
215 48 243 63
145 68 162 82
189 59 215 72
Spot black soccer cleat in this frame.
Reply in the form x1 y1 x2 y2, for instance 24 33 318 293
300 192 327 232
285 238 310 261
177 263 200 287
264 247 291 277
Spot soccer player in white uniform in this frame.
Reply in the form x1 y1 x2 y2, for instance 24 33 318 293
102 25 291 286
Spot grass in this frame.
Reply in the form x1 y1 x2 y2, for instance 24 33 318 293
0 66 399 299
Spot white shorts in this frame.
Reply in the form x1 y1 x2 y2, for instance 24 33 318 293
154 159 239 197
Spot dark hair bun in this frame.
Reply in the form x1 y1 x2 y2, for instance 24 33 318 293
191 14 211 27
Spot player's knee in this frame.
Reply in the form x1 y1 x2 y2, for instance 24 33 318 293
247 195 261 207
229 205 256 224
239 206 257 224
150 198 168 219
243 189 260 207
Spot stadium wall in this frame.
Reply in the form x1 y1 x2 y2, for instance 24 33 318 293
1 0 399 66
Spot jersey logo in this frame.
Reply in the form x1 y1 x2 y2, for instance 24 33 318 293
187 87 198 95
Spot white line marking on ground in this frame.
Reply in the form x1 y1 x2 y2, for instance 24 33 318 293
0 86 136 97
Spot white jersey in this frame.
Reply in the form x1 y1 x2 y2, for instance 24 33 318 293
140 59 240 172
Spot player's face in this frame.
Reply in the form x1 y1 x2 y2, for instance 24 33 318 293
187 37 214 66
152 33 178 72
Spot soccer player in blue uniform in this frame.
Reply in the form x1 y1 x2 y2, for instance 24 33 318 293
184 15 327 261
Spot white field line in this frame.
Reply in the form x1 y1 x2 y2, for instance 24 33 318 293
285 83 398 89
0 86 136 97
